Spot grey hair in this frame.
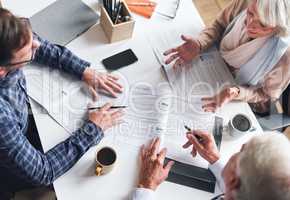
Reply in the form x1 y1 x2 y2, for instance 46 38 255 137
256 0 290 36
235 132 290 200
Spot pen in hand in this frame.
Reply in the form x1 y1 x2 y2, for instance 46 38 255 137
184 125 203 143
88 106 127 110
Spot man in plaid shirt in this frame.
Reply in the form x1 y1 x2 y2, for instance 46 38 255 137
0 8 124 196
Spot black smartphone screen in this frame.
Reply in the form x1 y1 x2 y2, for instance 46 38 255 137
102 49 138 70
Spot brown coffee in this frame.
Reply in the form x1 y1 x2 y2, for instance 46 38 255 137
97 147 116 166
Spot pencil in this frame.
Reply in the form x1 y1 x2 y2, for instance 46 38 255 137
105 0 109 12
113 0 116 16
114 2 122 24
113 0 119 22
108 0 111 16
110 0 113 19
88 106 127 110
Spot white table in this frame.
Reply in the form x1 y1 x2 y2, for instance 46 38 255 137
3 0 263 199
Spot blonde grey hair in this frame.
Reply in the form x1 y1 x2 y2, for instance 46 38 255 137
236 132 290 200
256 0 290 36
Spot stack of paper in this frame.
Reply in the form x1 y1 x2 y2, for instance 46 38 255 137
145 15 235 168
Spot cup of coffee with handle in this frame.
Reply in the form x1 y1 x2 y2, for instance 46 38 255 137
95 146 117 176
228 114 254 137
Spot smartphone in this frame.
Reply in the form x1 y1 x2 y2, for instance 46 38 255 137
102 49 138 70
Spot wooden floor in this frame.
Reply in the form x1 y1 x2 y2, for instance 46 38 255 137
193 0 232 26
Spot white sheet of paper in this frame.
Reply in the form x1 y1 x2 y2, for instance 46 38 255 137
24 64 130 132
24 65 173 149
154 0 180 19
163 50 235 96
146 18 235 168
107 83 173 148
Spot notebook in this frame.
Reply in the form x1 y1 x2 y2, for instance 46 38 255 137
30 0 99 46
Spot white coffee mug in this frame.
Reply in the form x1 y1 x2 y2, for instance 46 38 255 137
228 114 254 137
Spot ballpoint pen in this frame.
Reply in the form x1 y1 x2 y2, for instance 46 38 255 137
88 106 127 110
108 0 112 20
184 125 203 143
103 0 106 10
114 2 122 24
113 0 118 21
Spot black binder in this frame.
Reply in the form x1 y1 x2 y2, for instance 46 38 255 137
165 116 223 193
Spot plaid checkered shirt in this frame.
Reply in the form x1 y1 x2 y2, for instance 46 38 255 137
0 33 104 192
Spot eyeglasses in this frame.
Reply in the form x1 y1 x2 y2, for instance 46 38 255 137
1 18 35 67
4 50 36 67
3 49 35 67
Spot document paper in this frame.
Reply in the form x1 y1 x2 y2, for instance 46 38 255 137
24 65 173 148
146 19 235 167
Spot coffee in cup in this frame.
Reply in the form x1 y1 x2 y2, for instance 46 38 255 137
228 114 252 137
95 147 117 176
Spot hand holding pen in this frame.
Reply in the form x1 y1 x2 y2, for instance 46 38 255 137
183 126 220 164
184 125 203 143
88 105 127 110
88 103 125 131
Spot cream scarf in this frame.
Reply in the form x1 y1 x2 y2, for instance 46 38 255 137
220 11 270 69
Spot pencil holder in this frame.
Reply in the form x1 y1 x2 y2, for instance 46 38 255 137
100 1 135 43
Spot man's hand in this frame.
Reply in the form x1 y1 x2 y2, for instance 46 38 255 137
82 68 123 101
163 35 201 68
88 103 124 131
138 138 175 191
183 130 220 164
201 87 239 113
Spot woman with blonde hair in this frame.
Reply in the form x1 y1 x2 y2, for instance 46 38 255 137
165 0 290 114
